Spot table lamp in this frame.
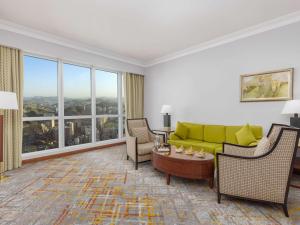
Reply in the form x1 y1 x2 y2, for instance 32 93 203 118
0 91 18 179
161 105 172 128
281 100 300 128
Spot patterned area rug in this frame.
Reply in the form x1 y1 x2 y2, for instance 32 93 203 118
0 145 300 224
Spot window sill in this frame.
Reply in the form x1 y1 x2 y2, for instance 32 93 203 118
22 138 126 163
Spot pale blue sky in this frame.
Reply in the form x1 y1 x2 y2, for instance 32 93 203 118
24 56 118 98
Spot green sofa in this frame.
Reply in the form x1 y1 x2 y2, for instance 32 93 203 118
168 122 263 156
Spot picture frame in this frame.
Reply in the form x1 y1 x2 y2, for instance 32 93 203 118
240 68 294 102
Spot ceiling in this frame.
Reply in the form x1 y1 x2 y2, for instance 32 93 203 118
0 0 300 66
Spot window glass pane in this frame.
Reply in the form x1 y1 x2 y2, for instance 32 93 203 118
96 117 118 141
65 119 92 146
64 64 91 116
23 120 58 153
24 56 58 117
95 70 118 115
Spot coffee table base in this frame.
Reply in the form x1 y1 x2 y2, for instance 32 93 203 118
165 173 214 188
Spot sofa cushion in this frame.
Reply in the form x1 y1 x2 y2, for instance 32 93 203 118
138 142 154 155
183 122 204 140
131 127 150 144
250 126 263 140
225 125 263 145
203 125 225 144
235 124 256 146
174 122 189 139
168 139 201 149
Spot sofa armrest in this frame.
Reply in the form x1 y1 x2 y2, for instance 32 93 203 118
223 143 256 157
169 132 181 140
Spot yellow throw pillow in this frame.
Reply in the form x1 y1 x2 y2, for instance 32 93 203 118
131 127 150 144
235 124 256 146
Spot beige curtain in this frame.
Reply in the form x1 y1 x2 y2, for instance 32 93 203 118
123 72 144 119
0 45 23 171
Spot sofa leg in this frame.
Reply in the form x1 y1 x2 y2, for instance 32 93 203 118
217 193 221 204
135 161 138 170
282 204 289 217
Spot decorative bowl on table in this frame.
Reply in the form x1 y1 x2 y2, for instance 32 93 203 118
184 146 194 155
175 145 184 153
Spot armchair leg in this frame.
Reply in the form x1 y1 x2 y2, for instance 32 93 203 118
217 193 221 204
126 155 129 160
135 161 138 170
282 204 289 217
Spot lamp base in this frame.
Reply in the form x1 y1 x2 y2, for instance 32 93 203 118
163 114 171 128
290 116 300 128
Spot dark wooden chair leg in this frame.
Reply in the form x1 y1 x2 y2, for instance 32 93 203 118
135 161 138 170
126 155 129 160
282 204 289 217
217 193 221 204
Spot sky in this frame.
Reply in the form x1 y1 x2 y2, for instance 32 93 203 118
24 55 118 99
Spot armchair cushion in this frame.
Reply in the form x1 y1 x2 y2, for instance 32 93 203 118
235 124 256 146
174 122 189 139
254 137 270 156
138 142 154 155
131 127 150 144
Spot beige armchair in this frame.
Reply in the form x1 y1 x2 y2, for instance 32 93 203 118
126 118 164 170
217 123 299 217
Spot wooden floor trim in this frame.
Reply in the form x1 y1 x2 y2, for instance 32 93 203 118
22 141 126 164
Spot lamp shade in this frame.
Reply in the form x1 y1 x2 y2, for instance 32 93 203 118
0 91 18 110
160 105 172 114
281 100 300 114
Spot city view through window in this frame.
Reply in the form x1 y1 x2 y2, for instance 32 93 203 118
23 55 123 154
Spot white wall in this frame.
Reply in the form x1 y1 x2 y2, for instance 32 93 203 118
0 30 144 74
145 22 300 133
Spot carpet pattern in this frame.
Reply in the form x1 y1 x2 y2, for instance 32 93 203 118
0 145 300 224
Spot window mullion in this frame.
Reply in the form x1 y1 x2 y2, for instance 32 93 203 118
58 60 64 148
118 72 122 138
91 67 96 143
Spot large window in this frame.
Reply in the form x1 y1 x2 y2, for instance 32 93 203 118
22 55 124 154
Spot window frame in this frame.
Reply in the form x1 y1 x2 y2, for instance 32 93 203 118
22 52 125 156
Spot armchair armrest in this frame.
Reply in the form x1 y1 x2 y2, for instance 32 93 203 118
126 135 137 161
223 143 256 157
216 152 288 203
149 131 165 143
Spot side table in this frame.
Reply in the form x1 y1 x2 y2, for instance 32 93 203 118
153 128 175 143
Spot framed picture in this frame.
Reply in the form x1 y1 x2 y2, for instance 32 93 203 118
240 68 294 102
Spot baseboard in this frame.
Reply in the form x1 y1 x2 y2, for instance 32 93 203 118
22 141 126 164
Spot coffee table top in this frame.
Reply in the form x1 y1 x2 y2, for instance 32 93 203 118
152 147 214 162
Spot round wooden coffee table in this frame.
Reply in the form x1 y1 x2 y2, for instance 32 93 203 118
152 148 214 188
